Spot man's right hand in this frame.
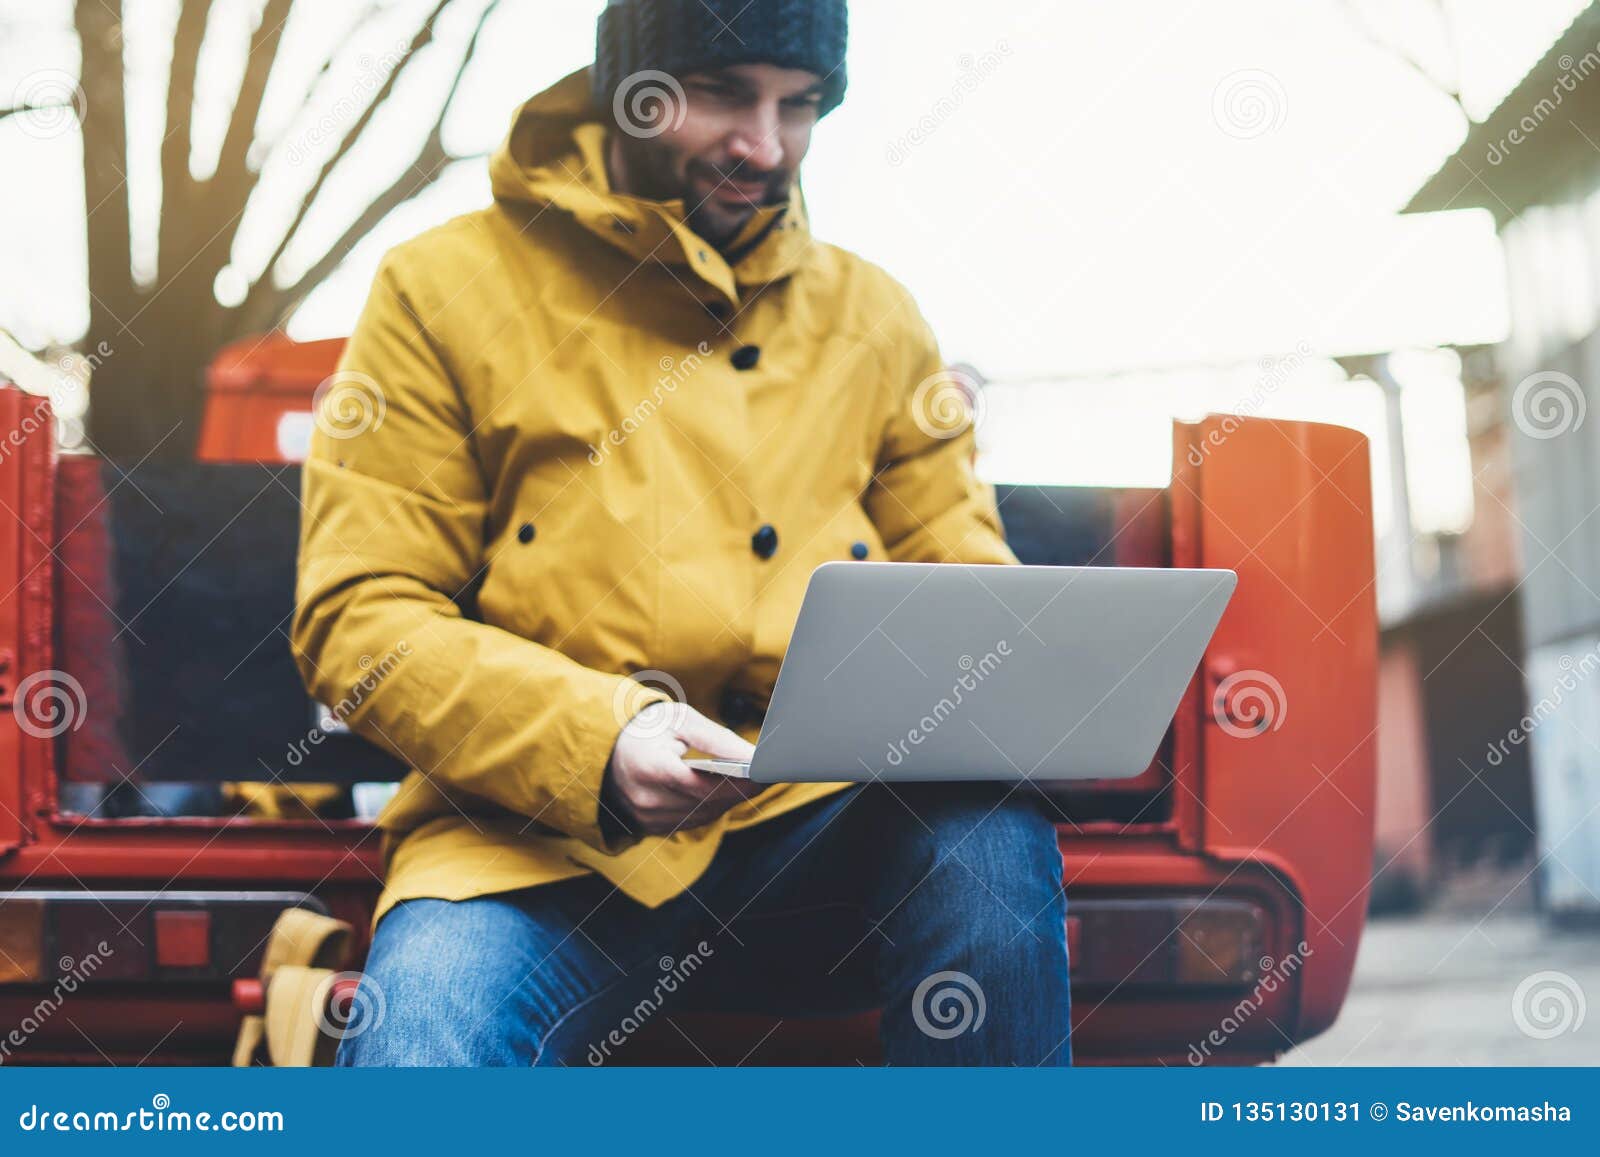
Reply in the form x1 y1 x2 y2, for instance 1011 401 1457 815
602 701 763 836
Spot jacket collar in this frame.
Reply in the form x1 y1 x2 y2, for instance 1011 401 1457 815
489 68 813 306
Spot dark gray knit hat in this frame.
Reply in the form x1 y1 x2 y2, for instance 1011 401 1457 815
594 0 849 119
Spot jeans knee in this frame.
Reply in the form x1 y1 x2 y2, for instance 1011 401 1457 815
881 787 1065 951
906 787 1058 884
335 898 539 1067
872 790 1072 1066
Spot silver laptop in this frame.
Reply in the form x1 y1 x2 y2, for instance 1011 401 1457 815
688 562 1237 784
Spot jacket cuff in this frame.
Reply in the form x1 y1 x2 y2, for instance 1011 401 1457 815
545 670 672 853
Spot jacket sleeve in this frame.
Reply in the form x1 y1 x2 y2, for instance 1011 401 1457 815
289 255 663 851
863 311 1018 566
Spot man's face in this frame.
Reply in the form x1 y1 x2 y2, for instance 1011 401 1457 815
611 63 825 251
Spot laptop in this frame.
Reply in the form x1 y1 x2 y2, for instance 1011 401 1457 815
688 562 1238 783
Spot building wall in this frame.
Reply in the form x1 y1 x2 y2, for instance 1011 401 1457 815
1493 204 1600 913
1373 641 1434 909
1459 351 1524 591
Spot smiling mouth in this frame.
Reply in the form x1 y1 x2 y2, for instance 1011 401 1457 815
696 170 770 208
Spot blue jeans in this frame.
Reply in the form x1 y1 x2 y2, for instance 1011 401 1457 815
336 784 1071 1066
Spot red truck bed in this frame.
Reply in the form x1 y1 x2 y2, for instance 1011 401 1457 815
0 343 1377 1065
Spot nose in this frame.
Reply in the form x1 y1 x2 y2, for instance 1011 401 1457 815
727 108 784 171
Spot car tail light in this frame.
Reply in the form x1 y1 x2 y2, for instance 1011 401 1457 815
1069 897 1270 990
0 897 46 983
0 891 324 985
1176 898 1268 985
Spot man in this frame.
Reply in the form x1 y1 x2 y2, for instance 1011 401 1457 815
293 0 1070 1066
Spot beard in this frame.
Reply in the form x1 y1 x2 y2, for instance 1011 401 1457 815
612 134 791 252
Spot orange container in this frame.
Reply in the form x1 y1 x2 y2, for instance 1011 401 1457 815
197 334 348 463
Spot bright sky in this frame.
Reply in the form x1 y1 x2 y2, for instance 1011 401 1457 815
0 0 1589 494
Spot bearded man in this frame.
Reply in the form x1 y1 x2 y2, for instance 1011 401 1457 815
293 0 1072 1067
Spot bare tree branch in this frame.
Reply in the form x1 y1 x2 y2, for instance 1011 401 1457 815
240 0 498 328
248 0 452 274
0 103 70 123
208 0 295 211
75 0 135 324
241 147 489 332
1429 0 1464 99
243 1 383 170
159 0 214 274
1338 0 1470 119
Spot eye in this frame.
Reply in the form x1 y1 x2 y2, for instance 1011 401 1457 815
780 97 822 121
688 79 741 104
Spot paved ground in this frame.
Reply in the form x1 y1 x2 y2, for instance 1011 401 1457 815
1281 879 1599 1066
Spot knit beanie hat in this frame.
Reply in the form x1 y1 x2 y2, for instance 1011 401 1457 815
594 0 849 120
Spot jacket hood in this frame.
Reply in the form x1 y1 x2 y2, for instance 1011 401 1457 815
488 67 813 301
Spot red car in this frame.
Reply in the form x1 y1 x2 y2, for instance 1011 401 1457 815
0 337 1376 1065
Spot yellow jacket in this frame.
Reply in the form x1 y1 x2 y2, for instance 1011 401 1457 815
291 69 1015 925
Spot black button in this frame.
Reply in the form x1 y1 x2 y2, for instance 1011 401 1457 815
517 522 536 544
751 524 778 560
731 345 762 371
851 541 869 560
704 301 731 321
719 687 766 727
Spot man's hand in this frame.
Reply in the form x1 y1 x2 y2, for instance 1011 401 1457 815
603 700 762 836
